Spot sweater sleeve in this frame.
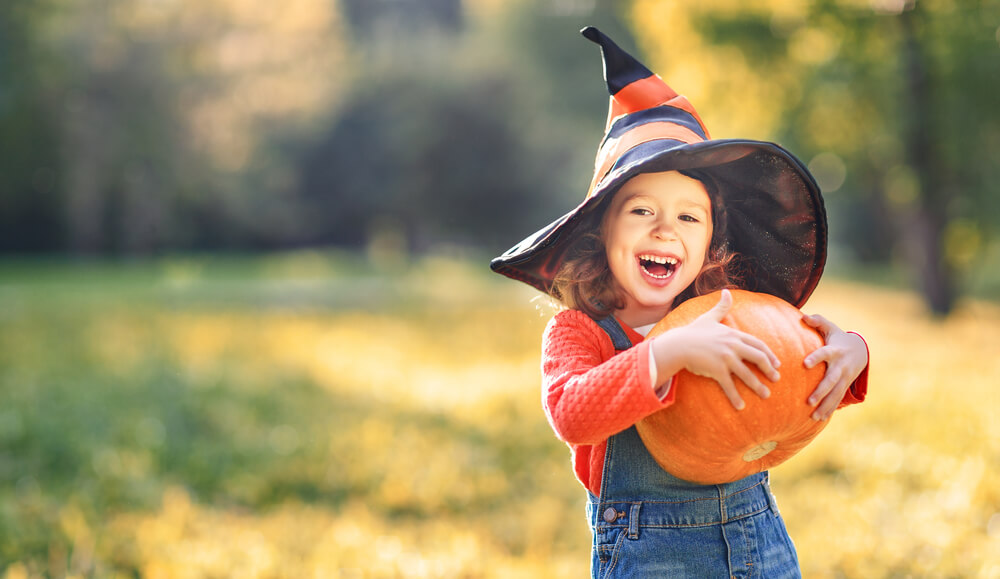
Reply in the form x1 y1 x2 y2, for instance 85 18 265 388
541 310 674 445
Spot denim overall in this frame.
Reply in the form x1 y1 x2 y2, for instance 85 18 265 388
588 316 801 579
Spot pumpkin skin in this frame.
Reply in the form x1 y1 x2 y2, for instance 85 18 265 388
636 289 828 485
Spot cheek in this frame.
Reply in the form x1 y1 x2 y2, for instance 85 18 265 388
688 231 712 270
605 245 631 276
700 222 714 260
602 223 632 259
689 250 708 273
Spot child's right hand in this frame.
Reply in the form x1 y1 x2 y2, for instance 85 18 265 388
650 289 781 410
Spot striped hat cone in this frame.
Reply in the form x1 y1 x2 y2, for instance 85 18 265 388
491 27 827 308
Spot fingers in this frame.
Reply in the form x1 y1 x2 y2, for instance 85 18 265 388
810 375 847 421
701 289 733 323
729 359 771 401
693 290 797 410
690 356 765 410
730 342 780 386
738 333 782 378
703 347 774 407
703 301 782 380
806 341 867 421
803 346 830 369
715 373 746 411
807 364 841 407
802 313 844 341
801 313 830 330
805 343 834 419
805 340 855 420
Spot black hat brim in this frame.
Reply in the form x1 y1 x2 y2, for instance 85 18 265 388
490 139 826 308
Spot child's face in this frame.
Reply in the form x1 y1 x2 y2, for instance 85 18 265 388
602 170 713 327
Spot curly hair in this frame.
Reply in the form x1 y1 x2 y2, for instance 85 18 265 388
550 170 743 319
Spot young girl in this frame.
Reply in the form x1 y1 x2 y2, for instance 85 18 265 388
491 28 869 578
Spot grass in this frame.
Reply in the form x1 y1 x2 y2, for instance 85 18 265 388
0 251 998 577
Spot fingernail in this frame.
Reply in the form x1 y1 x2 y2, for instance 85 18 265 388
804 357 813 368
761 387 771 399
771 371 781 382
736 401 745 410
811 411 822 421
808 397 817 406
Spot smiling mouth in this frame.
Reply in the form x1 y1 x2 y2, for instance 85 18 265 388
638 254 678 280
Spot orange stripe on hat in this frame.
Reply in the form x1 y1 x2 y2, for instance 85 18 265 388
609 74 677 118
587 121 706 197
604 92 712 139
609 90 711 139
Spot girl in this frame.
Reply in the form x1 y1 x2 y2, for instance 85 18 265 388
491 28 869 578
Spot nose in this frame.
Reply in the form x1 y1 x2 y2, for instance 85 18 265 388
652 217 677 240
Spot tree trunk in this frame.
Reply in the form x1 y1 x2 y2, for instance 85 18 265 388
898 4 955 315
896 206 952 315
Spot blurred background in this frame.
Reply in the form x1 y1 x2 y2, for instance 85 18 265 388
1 0 999 577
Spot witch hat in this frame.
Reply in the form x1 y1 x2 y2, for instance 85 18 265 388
490 27 827 308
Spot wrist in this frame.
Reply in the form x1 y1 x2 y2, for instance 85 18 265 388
846 331 870 365
650 330 686 386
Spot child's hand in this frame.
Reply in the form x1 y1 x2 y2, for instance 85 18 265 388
801 314 869 421
653 289 781 410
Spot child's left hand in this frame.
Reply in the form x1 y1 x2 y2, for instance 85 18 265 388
801 314 869 421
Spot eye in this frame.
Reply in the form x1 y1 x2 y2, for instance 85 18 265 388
679 214 701 223
630 207 653 216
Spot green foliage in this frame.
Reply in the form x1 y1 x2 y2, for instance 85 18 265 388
633 0 1000 311
694 12 787 62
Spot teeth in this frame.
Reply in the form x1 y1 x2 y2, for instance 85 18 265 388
639 254 678 280
638 254 678 265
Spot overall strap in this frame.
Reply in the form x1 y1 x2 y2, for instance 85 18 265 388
592 314 703 499
595 315 633 351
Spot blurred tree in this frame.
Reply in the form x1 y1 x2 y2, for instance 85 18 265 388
1 0 657 260
55 0 188 255
299 0 630 252
632 0 1000 314
0 0 349 255
0 0 64 252
292 0 637 256
293 73 567 253
497 0 637 195
342 0 463 39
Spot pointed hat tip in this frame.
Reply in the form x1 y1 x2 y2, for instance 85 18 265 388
580 26 654 95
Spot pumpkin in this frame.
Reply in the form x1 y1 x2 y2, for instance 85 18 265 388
636 289 828 485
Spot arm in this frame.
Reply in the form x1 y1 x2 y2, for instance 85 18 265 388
542 310 671 445
802 314 871 421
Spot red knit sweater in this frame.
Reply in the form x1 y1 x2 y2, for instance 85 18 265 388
541 309 869 496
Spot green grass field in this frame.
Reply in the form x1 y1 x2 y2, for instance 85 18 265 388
1 252 998 577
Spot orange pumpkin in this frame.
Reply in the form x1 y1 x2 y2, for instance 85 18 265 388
636 289 828 485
